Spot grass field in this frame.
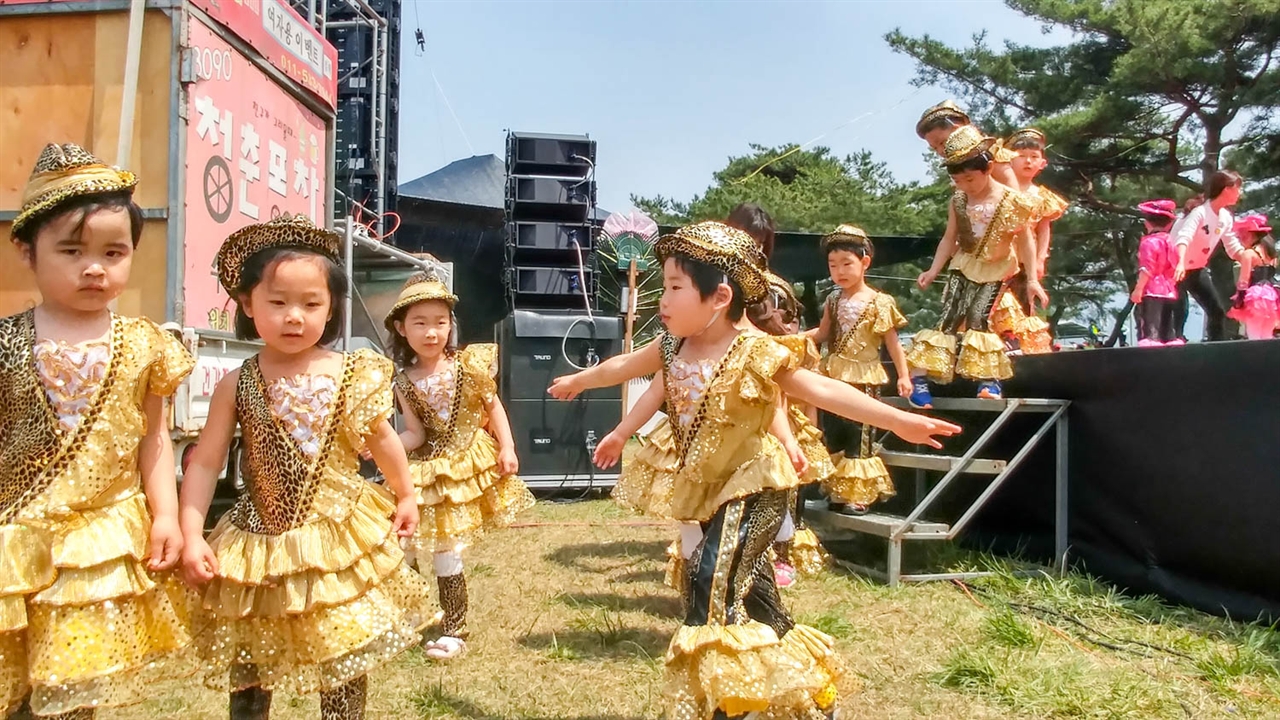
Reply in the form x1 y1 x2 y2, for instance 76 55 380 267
109 499 1280 719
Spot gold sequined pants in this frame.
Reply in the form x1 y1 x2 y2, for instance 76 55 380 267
939 271 1003 334
227 675 367 720
684 490 792 635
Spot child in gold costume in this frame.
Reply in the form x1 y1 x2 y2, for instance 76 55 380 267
908 126 1047 407
561 221 960 720
384 271 535 660
990 128 1071 355
1 144 196 719
178 215 433 720
916 100 1020 188
807 226 910 514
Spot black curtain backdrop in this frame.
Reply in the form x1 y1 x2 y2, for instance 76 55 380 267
978 340 1280 622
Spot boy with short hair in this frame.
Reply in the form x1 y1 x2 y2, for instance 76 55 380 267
907 125 1046 407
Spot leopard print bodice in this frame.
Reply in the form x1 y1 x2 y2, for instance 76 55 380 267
229 355 352 534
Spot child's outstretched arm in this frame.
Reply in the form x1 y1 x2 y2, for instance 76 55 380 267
918 204 959 288
884 329 913 398
594 372 664 468
804 301 832 346
548 340 662 400
178 370 240 586
139 393 181 571
775 367 961 448
1015 224 1050 311
484 395 519 476
364 419 419 538
768 402 808 477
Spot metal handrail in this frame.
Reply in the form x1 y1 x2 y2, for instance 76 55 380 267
947 404 1068 539
890 398 1023 541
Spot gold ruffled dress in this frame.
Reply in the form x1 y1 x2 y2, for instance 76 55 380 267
663 333 843 720
0 312 196 717
610 373 678 520
908 187 1039 383
819 291 907 507
194 349 433 694
988 183 1069 355
394 344 534 558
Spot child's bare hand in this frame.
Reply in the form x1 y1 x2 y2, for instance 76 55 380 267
391 497 420 538
548 374 584 401
181 536 218 587
148 516 184 571
1129 288 1143 305
784 440 808 477
497 446 519 475
892 412 961 449
917 269 939 289
896 376 914 399
593 431 626 469
1026 281 1050 313
359 446 374 461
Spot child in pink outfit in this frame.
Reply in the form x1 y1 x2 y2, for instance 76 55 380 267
1131 200 1182 346
1226 213 1278 340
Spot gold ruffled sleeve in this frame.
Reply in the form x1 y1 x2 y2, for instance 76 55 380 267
1036 185 1070 223
872 293 908 335
341 350 395 445
769 334 820 372
991 138 1017 164
142 320 195 397
459 343 499 404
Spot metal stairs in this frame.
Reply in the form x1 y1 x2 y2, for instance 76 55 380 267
807 396 1069 586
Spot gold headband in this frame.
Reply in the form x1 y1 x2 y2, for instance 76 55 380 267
916 100 971 138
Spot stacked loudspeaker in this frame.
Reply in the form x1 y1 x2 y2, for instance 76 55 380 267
498 132 622 489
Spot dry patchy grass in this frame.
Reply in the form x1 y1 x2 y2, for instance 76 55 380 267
104 499 1279 719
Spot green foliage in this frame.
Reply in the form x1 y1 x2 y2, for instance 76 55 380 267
887 0 1280 338
633 145 951 327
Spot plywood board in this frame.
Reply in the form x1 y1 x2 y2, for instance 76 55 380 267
0 10 174 210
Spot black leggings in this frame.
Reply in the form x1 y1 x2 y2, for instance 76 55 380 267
1140 297 1176 343
1175 268 1227 341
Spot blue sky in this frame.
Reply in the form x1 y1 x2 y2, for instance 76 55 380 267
396 0 1067 213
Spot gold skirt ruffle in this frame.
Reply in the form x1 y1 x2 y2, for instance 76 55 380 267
663 539 685 591
906 329 957 384
196 485 433 694
789 528 829 577
990 291 1052 355
195 564 432 694
957 329 1013 381
0 492 196 716
407 431 535 553
823 453 895 507
823 354 889 387
666 622 844 719
612 421 678 519
789 408 835 485
669 440 802 524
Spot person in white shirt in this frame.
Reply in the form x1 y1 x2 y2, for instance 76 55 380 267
1172 170 1245 341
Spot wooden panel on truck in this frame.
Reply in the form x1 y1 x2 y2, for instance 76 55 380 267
0 10 173 207
0 9 173 320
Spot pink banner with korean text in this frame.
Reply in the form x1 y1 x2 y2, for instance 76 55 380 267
184 17 327 331
188 0 337 109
